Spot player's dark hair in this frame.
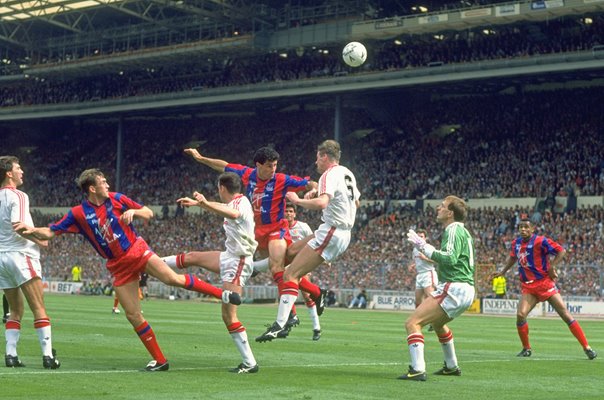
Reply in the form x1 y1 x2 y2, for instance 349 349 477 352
77 168 104 194
253 147 280 165
416 228 427 236
317 140 341 162
285 202 297 212
445 195 467 222
0 155 19 183
218 172 242 194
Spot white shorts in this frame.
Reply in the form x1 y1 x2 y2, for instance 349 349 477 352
220 252 253 287
0 251 42 289
416 270 438 290
431 282 475 319
307 223 351 263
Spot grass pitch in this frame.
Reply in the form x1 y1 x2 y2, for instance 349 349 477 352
1 295 602 400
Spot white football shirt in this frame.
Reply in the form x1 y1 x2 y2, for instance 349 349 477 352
223 194 257 257
289 220 313 243
318 164 360 230
413 248 435 274
0 187 40 257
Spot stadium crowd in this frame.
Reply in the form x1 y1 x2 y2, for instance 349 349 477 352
6 88 603 209
1 16 604 107
31 199 603 300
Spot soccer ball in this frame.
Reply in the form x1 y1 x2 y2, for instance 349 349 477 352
342 41 367 67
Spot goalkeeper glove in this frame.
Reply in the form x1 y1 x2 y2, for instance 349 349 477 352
406 229 435 258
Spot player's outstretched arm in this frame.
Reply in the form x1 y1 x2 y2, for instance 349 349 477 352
177 192 240 220
286 191 329 211
13 222 55 242
184 148 228 172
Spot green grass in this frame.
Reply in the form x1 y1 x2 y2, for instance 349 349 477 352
1 295 602 399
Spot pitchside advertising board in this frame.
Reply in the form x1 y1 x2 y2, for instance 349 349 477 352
483 298 604 317
372 294 416 310
373 295 604 317
43 281 84 294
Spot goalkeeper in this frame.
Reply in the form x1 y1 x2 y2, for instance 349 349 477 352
398 195 475 382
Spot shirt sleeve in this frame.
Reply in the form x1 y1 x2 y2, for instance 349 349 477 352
8 192 22 223
542 237 563 255
509 239 517 258
284 174 309 193
430 225 461 267
50 210 80 235
114 192 143 210
225 163 249 177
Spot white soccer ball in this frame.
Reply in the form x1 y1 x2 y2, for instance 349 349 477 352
342 41 367 67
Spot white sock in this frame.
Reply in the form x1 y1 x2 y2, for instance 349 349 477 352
307 305 321 331
230 329 256 367
276 294 297 327
407 333 425 372
5 321 20 356
162 255 177 268
34 320 53 357
439 331 458 368
252 258 270 272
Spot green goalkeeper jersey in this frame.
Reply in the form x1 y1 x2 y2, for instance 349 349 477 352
430 222 475 285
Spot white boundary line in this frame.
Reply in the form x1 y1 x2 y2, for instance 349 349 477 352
0 357 584 376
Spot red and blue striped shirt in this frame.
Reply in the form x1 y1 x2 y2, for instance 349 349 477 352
225 163 309 226
509 234 564 282
50 192 143 260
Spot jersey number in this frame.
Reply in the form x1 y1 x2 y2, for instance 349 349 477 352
344 175 354 201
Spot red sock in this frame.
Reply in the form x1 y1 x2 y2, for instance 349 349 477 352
34 318 50 329
184 273 222 299
282 281 299 297
6 320 20 330
568 320 589 348
113 297 119 308
135 321 167 364
305 299 315 308
272 271 284 285
438 330 453 344
227 322 245 334
299 276 321 299
176 253 187 269
517 321 531 349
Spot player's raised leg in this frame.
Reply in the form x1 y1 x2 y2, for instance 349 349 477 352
147 254 240 305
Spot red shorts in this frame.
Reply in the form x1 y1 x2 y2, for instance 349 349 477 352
106 237 155 287
255 220 292 251
521 276 560 302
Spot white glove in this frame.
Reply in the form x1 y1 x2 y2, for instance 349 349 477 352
407 229 426 249
407 229 436 258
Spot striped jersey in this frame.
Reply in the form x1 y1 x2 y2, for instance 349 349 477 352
289 220 313 243
0 186 40 257
430 222 475 285
50 192 144 260
225 163 309 226
318 164 360 230
509 234 563 282
223 194 257 257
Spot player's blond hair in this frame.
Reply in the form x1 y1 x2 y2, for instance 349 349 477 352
317 140 341 162
445 195 467 222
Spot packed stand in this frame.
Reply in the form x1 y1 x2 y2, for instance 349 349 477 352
32 203 603 299
5 88 603 208
1 16 604 107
